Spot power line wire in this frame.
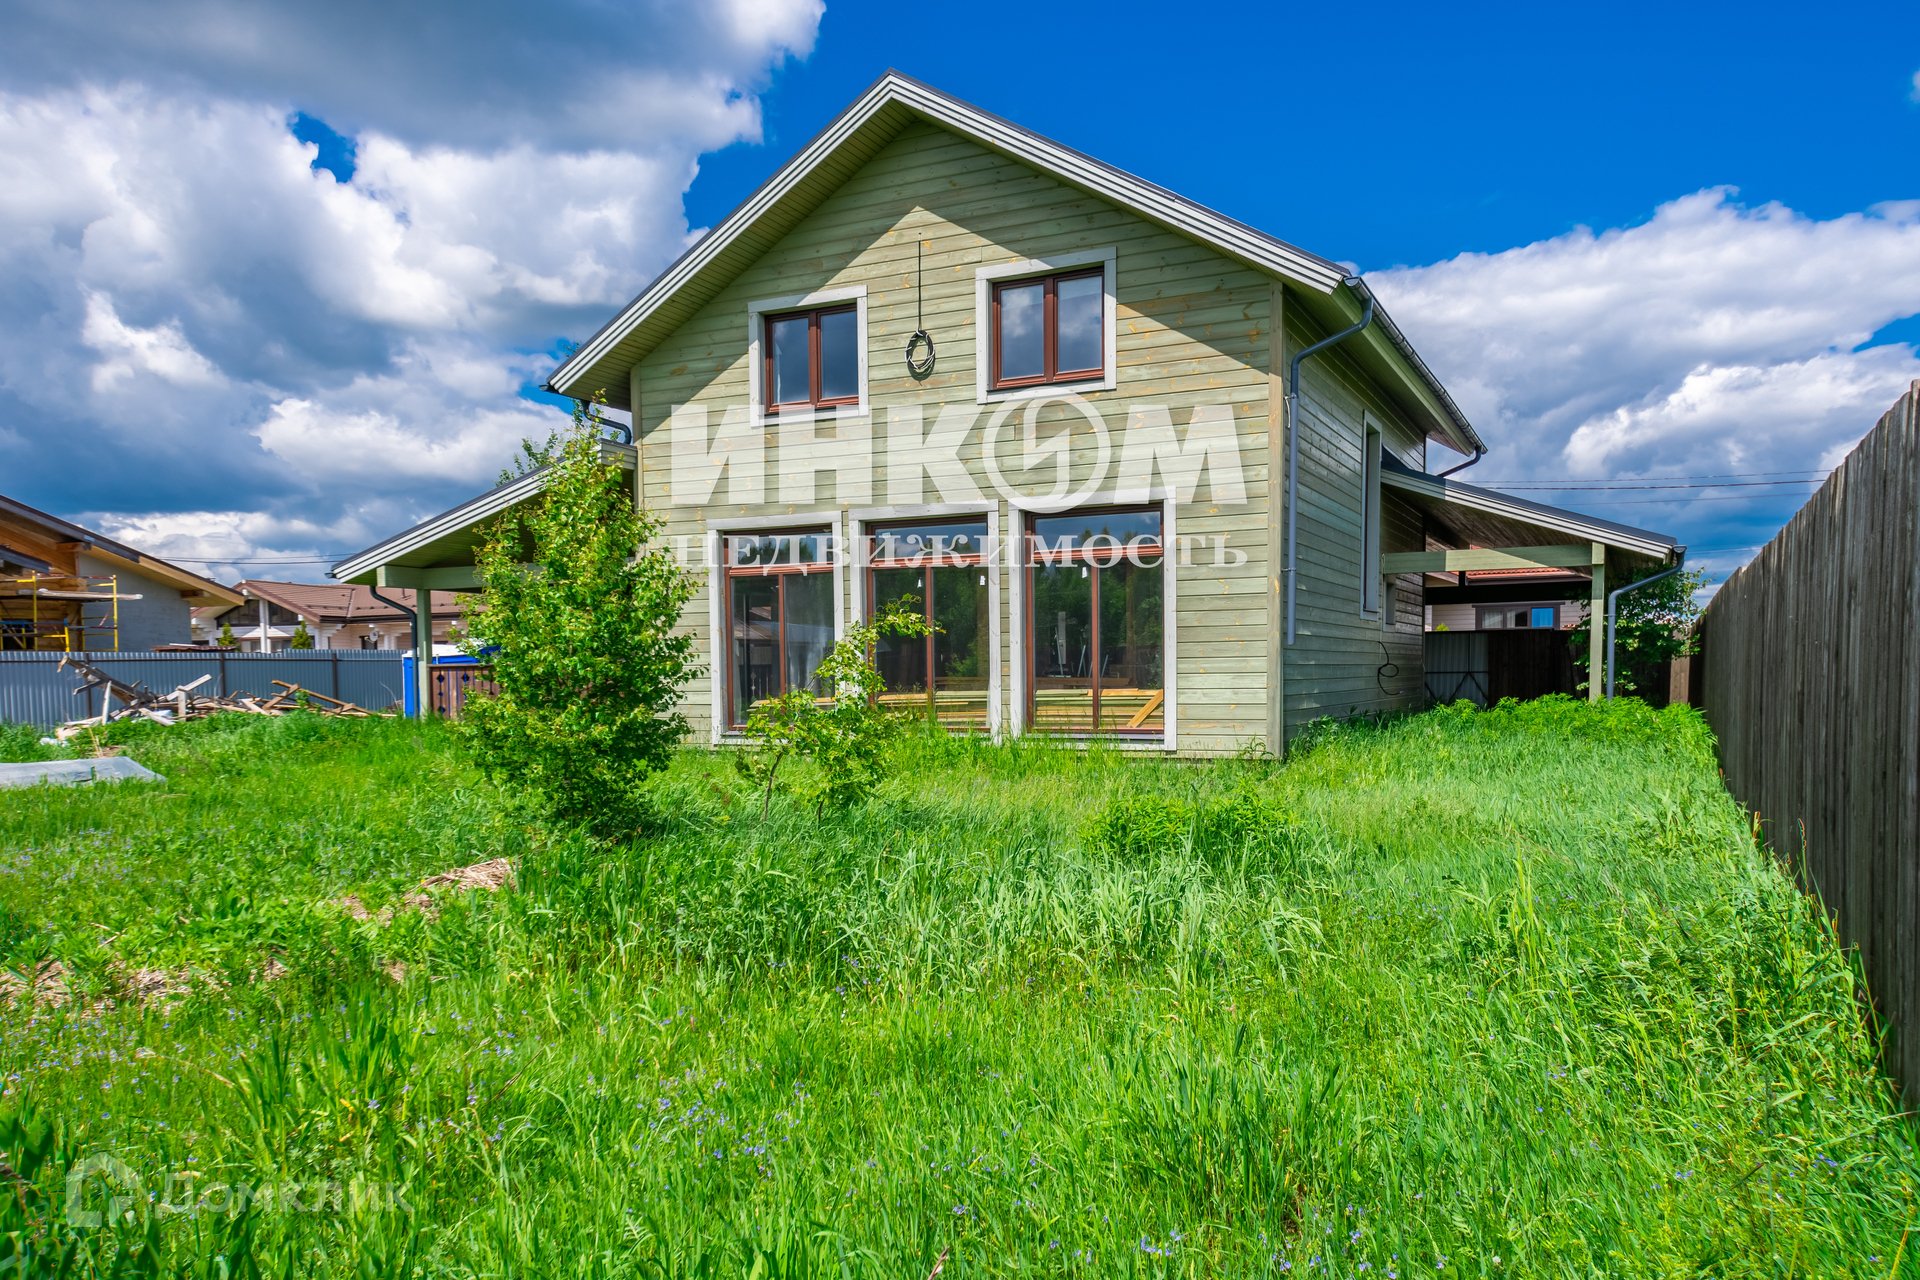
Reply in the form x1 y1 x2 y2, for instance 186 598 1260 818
1560 493 1821 506
1492 479 1824 491
165 556 349 565
1476 469 1829 483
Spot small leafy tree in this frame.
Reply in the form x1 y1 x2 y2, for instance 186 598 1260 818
218 620 235 648
459 396 699 834
1570 565 1709 695
739 597 937 818
289 620 315 649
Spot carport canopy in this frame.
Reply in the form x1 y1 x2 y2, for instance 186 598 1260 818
329 441 637 717
1379 454 1683 701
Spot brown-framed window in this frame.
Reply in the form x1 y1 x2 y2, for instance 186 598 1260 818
724 529 836 727
764 305 859 410
1026 506 1164 735
991 267 1104 390
866 517 991 732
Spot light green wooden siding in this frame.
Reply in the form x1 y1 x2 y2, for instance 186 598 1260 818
1275 314 1430 733
635 121 1279 752
632 119 1437 752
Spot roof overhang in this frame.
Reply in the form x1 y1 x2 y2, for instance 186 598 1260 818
0 542 53 575
0 493 242 604
1382 454 1680 570
547 70 1480 457
74 543 244 604
330 442 636 586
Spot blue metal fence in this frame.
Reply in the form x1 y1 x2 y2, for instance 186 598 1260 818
0 651 407 729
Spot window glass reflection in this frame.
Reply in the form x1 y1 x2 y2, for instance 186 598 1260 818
769 314 810 405
998 282 1044 381
869 519 989 563
729 532 832 567
818 309 858 402
1056 274 1102 374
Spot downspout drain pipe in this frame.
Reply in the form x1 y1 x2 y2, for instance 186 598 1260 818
1437 445 1486 478
369 586 415 653
1286 276 1374 645
1605 551 1687 700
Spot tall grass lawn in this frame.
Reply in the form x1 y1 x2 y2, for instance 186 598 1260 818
0 698 1911 1276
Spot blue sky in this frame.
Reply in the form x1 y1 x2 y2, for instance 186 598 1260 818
690 1 1920 273
0 0 1916 586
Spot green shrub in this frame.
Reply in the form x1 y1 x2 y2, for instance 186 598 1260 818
459 397 699 836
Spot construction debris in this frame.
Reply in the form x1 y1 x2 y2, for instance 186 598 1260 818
0 959 69 1010
0 757 166 789
421 858 516 893
332 860 515 929
49 657 394 741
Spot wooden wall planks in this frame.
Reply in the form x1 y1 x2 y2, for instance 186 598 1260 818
1696 379 1920 1093
634 118 1434 753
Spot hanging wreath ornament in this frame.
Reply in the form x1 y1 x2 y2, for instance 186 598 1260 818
905 328 936 376
904 237 936 376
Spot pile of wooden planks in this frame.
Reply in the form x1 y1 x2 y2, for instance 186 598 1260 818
49 657 393 741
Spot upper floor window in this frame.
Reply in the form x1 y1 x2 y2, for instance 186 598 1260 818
765 304 859 411
991 268 1105 390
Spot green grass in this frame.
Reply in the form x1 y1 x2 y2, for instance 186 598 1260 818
0 698 1912 1277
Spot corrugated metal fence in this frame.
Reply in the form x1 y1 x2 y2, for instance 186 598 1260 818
1694 378 1920 1093
0 651 407 729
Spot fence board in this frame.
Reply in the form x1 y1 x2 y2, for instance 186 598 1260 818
0 651 407 729
1696 379 1920 1092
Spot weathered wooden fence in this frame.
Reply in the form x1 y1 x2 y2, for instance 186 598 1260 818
1695 379 1920 1090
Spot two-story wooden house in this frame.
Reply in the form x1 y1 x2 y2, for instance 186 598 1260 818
333 72 1680 747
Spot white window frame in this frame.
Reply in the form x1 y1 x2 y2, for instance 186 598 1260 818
847 501 1002 737
974 246 1118 405
747 286 869 423
704 510 847 743
1010 491 1176 752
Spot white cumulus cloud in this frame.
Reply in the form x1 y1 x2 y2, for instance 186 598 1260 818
0 0 823 580
1367 189 1920 577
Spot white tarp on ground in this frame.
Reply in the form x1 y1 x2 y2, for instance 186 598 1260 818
0 757 165 788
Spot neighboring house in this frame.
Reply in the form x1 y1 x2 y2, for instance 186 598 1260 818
193 581 465 653
0 493 242 650
1424 561 1591 632
333 72 1680 744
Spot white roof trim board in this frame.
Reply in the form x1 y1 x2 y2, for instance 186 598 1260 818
549 71 1352 400
330 442 635 583
1381 456 1680 561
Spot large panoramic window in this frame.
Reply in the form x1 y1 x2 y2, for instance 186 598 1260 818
1027 507 1164 735
725 529 835 727
765 304 859 410
991 268 1104 390
867 518 991 730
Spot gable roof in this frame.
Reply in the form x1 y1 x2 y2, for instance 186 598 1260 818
0 493 243 604
548 70 1483 458
330 440 636 585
